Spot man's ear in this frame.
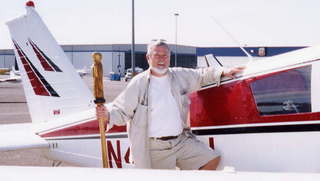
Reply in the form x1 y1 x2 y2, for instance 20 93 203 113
146 54 150 62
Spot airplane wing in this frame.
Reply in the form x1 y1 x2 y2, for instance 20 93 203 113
0 78 21 83
0 166 320 181
0 123 48 151
0 71 21 83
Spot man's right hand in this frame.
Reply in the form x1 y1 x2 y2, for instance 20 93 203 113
96 105 110 130
222 66 246 79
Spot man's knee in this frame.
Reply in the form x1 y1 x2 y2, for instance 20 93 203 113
199 156 221 170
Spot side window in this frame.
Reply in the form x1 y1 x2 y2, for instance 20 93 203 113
250 66 311 116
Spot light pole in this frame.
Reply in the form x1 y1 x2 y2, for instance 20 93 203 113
131 0 136 75
174 13 179 67
117 47 121 75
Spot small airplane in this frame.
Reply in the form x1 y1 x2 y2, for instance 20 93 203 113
0 68 10 75
1 1 320 179
0 69 21 83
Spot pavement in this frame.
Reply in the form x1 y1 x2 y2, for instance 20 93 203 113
0 74 127 166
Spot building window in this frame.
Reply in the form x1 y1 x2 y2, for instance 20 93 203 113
250 66 311 116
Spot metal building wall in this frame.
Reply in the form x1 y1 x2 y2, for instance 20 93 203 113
0 49 15 68
0 43 196 75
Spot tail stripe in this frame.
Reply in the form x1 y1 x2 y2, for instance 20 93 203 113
13 40 59 97
29 39 62 72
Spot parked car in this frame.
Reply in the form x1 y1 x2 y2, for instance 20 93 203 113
124 67 143 81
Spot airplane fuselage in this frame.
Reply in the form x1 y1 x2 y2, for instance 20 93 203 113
38 57 320 172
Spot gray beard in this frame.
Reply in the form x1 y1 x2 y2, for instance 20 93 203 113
151 67 168 75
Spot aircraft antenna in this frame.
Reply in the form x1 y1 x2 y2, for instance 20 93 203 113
210 16 253 62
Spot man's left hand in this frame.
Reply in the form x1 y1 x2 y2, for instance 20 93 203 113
222 66 246 79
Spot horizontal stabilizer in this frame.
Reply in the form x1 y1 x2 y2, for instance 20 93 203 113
0 123 48 151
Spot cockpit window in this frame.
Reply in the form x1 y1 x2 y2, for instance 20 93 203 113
250 66 311 116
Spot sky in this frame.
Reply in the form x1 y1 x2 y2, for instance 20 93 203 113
1 0 320 49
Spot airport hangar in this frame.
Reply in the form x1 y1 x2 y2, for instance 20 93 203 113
0 44 306 76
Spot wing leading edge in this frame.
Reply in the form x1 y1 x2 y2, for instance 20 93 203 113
0 123 48 151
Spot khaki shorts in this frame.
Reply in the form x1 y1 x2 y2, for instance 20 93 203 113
149 132 219 170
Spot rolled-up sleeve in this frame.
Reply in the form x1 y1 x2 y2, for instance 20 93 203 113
106 78 141 130
196 66 224 87
175 66 224 93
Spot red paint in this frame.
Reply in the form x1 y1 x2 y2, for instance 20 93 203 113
107 140 122 168
190 70 320 128
13 41 50 96
40 119 126 138
124 148 130 164
40 66 320 138
26 1 35 7
29 40 54 71
53 110 61 115
209 137 214 150
190 80 257 127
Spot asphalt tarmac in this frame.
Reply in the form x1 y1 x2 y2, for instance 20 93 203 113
0 75 128 166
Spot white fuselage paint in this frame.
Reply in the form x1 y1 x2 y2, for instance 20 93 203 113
41 59 320 172
7 3 320 174
43 130 320 172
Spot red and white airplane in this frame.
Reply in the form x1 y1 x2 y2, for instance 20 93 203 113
1 1 320 179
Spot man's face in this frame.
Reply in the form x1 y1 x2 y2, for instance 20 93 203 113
147 45 170 76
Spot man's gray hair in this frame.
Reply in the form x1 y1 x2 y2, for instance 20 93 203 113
147 39 171 55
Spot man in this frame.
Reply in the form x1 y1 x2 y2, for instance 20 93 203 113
96 39 244 170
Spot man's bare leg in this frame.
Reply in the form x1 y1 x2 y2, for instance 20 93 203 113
199 156 221 170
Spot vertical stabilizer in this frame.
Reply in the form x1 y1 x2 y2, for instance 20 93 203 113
6 2 95 123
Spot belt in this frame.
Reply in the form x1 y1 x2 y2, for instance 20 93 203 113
150 135 179 141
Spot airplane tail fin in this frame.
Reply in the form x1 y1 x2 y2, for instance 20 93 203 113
6 3 95 124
